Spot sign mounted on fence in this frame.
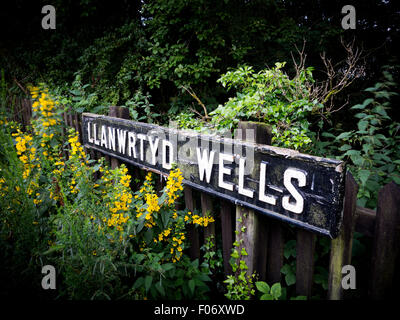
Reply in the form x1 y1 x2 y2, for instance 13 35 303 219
82 113 346 238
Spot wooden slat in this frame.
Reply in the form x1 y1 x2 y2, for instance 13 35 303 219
370 182 400 299
296 229 316 298
266 220 284 284
234 121 270 278
184 185 200 260
221 200 233 275
108 106 130 169
201 193 215 242
327 172 358 300
355 206 375 237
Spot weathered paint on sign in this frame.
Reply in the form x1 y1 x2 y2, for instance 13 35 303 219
82 113 346 238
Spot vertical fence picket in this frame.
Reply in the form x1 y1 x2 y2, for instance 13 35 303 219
185 186 200 260
234 121 270 278
327 171 358 300
221 200 233 275
201 193 215 242
296 229 316 298
266 221 284 285
108 106 130 169
370 181 400 299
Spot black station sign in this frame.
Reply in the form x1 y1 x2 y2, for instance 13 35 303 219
82 113 346 238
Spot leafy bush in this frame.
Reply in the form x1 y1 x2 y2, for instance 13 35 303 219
177 63 323 150
315 66 400 208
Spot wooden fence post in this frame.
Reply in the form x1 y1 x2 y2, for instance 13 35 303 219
296 229 316 298
327 171 358 300
235 121 270 279
185 186 200 260
108 106 130 169
221 200 233 275
370 181 400 299
201 193 215 243
266 220 284 285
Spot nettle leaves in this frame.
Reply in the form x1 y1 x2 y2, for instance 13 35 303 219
209 63 320 151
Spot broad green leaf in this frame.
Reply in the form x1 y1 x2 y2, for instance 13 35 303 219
271 283 282 299
285 272 296 286
188 279 196 295
358 121 369 132
260 293 274 300
336 132 352 140
358 170 370 186
145 275 153 293
255 281 270 294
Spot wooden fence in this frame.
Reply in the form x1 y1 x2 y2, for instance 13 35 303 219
10 101 400 300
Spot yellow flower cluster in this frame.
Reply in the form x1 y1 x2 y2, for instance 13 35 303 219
165 168 184 205
107 213 129 231
135 171 159 228
30 87 59 129
68 131 87 163
0 177 6 197
98 165 134 236
184 211 215 227
13 130 40 180
155 228 172 243
171 232 186 263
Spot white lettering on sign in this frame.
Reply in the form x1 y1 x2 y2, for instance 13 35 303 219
101 125 108 148
87 122 94 143
93 123 100 145
108 127 116 151
137 134 146 161
259 162 277 206
218 153 234 191
127 131 136 158
149 136 159 165
238 157 253 198
197 147 215 183
282 168 307 214
117 129 127 154
162 140 173 169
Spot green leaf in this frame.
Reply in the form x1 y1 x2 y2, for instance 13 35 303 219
285 272 296 286
255 281 270 294
358 121 369 132
336 132 352 141
145 275 153 293
271 283 282 299
188 279 195 295
358 169 370 186
260 293 274 300
339 144 352 151
132 277 144 290
155 281 165 296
